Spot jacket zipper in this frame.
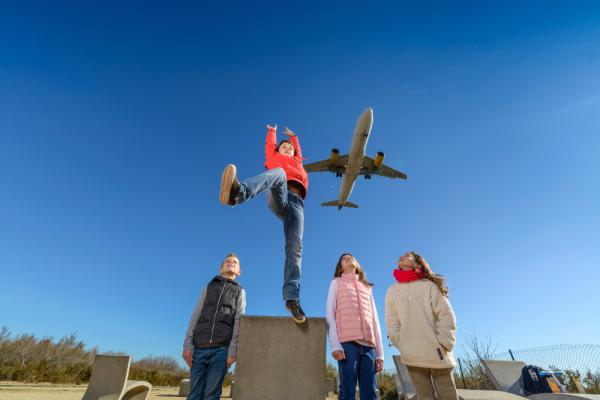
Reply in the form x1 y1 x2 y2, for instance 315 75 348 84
209 282 228 343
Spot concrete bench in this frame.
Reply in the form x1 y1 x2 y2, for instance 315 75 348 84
82 354 152 400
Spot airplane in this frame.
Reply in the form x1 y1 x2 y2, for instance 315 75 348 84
304 107 407 209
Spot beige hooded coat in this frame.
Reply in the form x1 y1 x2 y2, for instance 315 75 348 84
385 279 457 369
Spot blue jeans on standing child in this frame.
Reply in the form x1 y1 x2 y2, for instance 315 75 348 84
338 341 377 400
188 347 228 400
234 167 304 301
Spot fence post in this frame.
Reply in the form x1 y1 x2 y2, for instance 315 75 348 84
457 357 467 389
508 349 515 361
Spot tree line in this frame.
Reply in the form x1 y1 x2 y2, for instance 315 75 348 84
0 327 187 386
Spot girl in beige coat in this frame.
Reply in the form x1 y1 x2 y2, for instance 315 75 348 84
385 251 458 400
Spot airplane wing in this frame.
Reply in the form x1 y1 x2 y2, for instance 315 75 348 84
360 156 407 179
304 154 349 174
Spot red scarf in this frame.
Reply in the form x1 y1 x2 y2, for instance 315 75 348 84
394 268 425 283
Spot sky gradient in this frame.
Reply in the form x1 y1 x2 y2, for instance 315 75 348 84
1 1 599 369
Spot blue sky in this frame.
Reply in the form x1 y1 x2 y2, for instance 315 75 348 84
1 1 599 370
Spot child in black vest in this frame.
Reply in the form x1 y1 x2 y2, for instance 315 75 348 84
182 253 246 400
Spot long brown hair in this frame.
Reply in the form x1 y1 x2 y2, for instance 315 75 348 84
409 251 449 297
333 253 373 287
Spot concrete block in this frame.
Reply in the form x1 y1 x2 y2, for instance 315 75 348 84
392 355 418 400
481 360 526 396
324 378 336 396
178 378 190 397
233 316 327 400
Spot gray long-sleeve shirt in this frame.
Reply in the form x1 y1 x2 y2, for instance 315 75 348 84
183 285 246 357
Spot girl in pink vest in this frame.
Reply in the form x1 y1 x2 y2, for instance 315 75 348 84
326 253 384 400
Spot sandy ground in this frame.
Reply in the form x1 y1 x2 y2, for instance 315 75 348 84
0 382 338 400
0 381 181 400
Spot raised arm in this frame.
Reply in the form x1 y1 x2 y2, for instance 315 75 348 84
284 127 302 159
265 124 277 161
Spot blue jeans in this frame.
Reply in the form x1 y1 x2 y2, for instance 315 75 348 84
189 347 228 400
235 167 304 301
338 342 377 400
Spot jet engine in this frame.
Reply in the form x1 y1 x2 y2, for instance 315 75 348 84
329 148 340 165
374 151 385 168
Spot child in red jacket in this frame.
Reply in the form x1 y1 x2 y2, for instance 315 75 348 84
219 125 308 324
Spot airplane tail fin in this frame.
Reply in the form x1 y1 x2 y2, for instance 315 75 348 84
321 200 359 209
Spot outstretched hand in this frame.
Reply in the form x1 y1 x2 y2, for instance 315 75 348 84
267 124 277 130
284 127 296 137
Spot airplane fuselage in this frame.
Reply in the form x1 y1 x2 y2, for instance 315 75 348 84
338 107 373 208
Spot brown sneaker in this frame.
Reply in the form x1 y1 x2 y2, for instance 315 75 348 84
285 300 307 324
219 164 240 205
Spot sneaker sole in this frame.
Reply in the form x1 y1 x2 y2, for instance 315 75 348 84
219 164 237 205
291 315 307 325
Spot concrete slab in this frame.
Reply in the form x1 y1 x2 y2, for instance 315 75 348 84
324 378 336 396
233 316 327 400
481 360 527 396
528 395 600 400
178 378 190 397
392 355 418 400
457 389 527 400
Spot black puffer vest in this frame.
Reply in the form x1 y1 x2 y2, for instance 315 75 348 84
193 276 242 348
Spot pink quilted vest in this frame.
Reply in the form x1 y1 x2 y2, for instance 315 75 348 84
335 273 376 346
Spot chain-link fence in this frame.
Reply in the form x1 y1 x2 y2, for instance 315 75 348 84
456 344 600 393
493 345 600 374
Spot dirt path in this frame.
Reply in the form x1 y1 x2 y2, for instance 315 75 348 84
0 382 337 399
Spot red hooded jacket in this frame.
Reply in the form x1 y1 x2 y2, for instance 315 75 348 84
264 127 309 198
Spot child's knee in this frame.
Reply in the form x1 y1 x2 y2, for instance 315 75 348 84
286 240 303 255
271 167 287 181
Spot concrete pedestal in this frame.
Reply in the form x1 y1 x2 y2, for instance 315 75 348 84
178 379 190 397
233 316 327 400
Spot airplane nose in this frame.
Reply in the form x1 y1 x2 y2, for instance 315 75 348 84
359 107 374 131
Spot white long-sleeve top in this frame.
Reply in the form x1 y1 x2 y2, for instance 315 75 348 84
326 279 384 360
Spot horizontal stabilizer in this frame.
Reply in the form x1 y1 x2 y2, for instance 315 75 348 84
321 200 359 209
